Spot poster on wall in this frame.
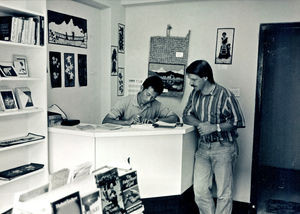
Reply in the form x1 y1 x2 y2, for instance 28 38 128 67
118 23 125 53
148 62 185 97
215 28 235 64
117 67 124 96
78 54 87 87
48 10 88 48
49 51 62 88
111 46 118 76
64 53 75 87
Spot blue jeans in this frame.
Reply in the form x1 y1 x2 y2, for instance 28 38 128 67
193 140 238 214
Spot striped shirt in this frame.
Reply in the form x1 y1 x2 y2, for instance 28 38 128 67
183 84 245 142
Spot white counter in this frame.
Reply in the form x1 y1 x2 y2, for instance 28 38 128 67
48 124 197 198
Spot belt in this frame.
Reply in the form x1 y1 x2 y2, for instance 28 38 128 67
200 132 224 143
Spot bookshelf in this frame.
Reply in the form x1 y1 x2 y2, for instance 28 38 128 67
0 1 47 213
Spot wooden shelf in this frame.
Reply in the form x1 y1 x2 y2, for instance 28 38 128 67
0 139 45 152
0 77 42 81
0 168 45 187
0 40 45 48
0 4 43 17
0 108 43 117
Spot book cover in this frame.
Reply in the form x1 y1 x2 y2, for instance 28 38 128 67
0 163 44 180
0 16 12 41
119 170 144 214
15 87 34 109
94 167 125 214
51 191 82 214
81 190 101 214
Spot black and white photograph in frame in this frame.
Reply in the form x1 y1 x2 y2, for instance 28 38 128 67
64 53 75 87
117 67 125 96
13 55 29 77
0 89 18 111
215 28 235 64
15 87 34 109
0 64 18 77
148 62 185 97
48 10 87 48
78 54 87 87
49 51 62 88
111 45 118 76
118 23 125 53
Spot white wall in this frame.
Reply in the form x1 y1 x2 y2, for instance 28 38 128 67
124 0 300 203
47 0 102 123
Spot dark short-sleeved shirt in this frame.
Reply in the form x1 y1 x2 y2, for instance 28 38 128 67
108 94 177 121
183 84 245 142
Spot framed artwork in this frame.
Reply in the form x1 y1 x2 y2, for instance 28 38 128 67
51 191 82 214
64 53 75 87
118 23 125 53
111 45 118 76
117 67 125 96
49 51 62 88
0 89 18 111
78 54 87 87
15 87 34 109
13 55 29 77
0 64 18 77
148 62 185 97
48 10 87 48
215 28 235 64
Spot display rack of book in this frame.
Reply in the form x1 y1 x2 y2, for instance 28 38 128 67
0 1 47 213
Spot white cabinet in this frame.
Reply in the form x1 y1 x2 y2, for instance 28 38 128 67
0 1 47 213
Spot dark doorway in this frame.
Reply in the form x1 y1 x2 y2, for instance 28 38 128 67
251 23 300 213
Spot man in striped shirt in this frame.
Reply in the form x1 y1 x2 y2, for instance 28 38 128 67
183 60 245 214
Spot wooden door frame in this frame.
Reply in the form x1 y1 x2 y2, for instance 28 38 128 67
250 22 300 213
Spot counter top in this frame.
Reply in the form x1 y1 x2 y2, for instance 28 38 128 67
48 123 195 137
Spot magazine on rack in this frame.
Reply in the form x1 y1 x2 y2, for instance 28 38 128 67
51 191 83 214
0 133 45 147
81 190 101 214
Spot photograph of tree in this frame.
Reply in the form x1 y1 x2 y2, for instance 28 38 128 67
48 10 87 48
64 53 75 87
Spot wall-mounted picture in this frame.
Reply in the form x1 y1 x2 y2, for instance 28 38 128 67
15 87 34 109
215 28 235 64
49 51 62 88
118 23 125 53
64 53 75 87
117 67 125 96
48 10 87 48
0 89 18 111
111 45 118 76
148 62 185 97
78 54 87 87
0 64 18 77
13 55 29 77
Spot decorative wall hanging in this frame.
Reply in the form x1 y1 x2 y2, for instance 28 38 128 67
48 10 87 48
215 28 235 64
111 45 118 76
118 23 125 53
148 25 190 97
49 51 62 88
78 54 87 87
117 67 124 96
64 53 75 87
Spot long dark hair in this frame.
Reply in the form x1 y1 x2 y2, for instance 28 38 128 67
186 60 215 84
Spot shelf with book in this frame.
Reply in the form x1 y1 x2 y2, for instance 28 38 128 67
0 0 47 212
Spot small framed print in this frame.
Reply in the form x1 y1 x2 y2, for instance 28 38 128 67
118 23 125 53
13 55 29 77
215 28 235 64
0 89 18 111
117 67 124 96
15 87 34 109
111 45 118 76
0 64 18 77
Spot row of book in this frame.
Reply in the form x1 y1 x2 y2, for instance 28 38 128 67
0 16 44 45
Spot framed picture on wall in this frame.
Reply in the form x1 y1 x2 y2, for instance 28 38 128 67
64 53 75 87
0 89 18 111
117 67 124 96
49 51 62 88
111 45 118 76
118 23 125 54
215 28 235 64
78 54 87 87
13 55 29 77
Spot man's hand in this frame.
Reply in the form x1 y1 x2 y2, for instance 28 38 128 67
197 122 216 136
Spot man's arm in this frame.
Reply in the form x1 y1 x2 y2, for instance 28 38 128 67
102 114 138 125
158 114 179 123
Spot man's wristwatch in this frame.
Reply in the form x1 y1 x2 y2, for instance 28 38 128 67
216 124 221 132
